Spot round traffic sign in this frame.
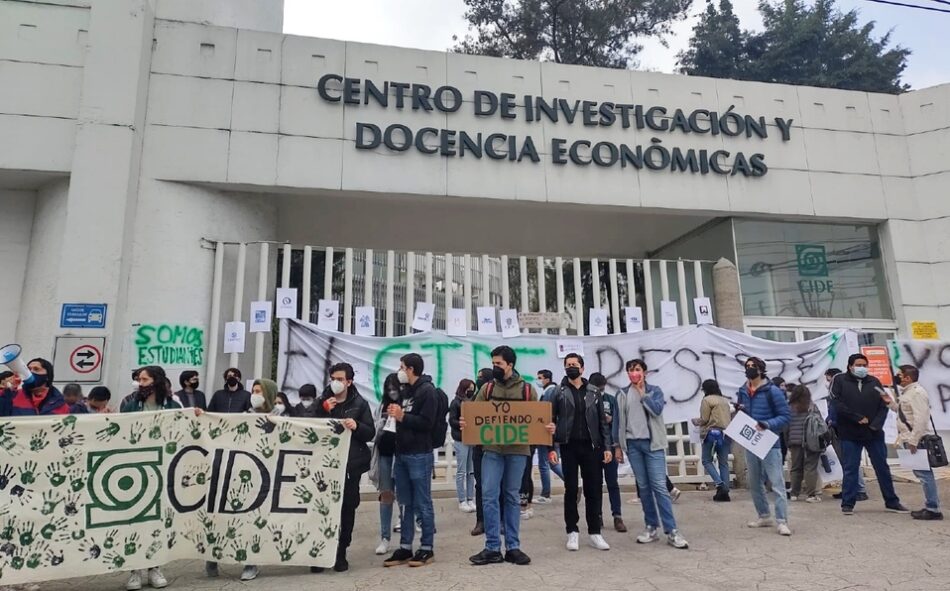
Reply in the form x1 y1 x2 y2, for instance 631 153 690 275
69 344 102 374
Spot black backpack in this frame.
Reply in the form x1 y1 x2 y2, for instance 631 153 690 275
431 387 450 449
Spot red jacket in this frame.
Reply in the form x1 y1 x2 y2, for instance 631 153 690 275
2 386 69 416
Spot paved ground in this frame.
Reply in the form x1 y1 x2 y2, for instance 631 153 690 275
29 479 950 591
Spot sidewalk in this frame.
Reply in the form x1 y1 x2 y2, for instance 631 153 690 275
28 480 950 591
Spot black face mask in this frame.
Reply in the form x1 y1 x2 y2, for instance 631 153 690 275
138 385 154 400
492 366 507 382
745 367 760 380
565 367 581 380
226 377 239 388
190 381 199 389
24 373 48 393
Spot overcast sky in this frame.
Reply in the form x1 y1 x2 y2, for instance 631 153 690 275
284 0 947 90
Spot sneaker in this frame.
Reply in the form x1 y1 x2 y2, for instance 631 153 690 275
832 492 843 499
205 561 219 578
394 522 402 533
239 566 258 581
415 520 422 533
408 549 434 567
471 522 484 536
589 534 610 550
521 507 534 520
842 506 854 515
857 492 869 502
628 496 641 504
466 500 477 512
789 495 800 502
747 517 775 528
147 568 168 589
667 529 689 549
886 503 911 514
713 488 731 502
504 548 531 565
613 516 628 532
911 509 944 520
806 495 822 504
126 571 143 591
636 527 659 544
670 488 682 502
375 538 390 555
383 548 413 567
469 549 504 566
777 522 792 536
566 532 579 551
535 496 552 505
333 557 349 572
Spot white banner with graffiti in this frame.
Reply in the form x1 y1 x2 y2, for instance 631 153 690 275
889 340 950 430
278 319 853 423
0 411 350 585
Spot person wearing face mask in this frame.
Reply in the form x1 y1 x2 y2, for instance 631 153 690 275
613 359 688 549
736 357 792 536
207 368 251 414
692 379 733 502
174 370 206 410
274 392 291 417
369 373 405 556
249 379 279 415
545 353 613 553
87 386 113 414
1 357 68 417
314 362 374 572
470 367 494 536
449 378 477 513
830 353 908 516
824 367 868 502
294 383 319 417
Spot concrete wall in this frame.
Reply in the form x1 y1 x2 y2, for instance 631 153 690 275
0 190 35 341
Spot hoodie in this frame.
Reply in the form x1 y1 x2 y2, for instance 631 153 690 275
253 379 278 414
316 383 375 475
395 375 438 455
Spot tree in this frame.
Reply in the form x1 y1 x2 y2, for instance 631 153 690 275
678 0 911 93
453 0 693 69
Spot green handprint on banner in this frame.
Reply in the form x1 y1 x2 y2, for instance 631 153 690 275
204 529 219 546
128 422 144 445
148 416 163 440
268 524 282 542
189 419 202 440
250 534 261 554
69 470 86 493
18 461 37 485
208 419 227 440
181 465 208 488
224 518 239 541
292 485 312 504
277 539 295 562
252 511 267 530
330 480 341 503
255 440 274 459
230 540 248 562
308 540 325 559
295 457 311 480
211 545 224 560
278 422 292 444
293 524 309 545
40 490 63 516
25 542 49 569
228 489 248 512
1 517 17 541
300 427 320 445
196 510 214 531
123 533 141 556
40 517 68 542
45 463 66 487
312 471 328 493
164 508 175 529
313 498 330 517
17 522 35 546
322 455 341 470
71 528 85 541
95 419 121 442
102 529 118 550
9 546 26 570
29 430 48 452
320 518 337 540
56 432 85 449
103 551 125 569
52 415 77 434
164 431 183 454
321 434 341 448
61 451 80 469
0 421 15 441
145 539 163 560
63 493 80 517
232 422 252 444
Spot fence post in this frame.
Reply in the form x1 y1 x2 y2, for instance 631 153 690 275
712 257 748 488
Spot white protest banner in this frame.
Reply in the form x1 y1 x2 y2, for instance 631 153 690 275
0 411 350 586
476 307 497 334
624 307 643 333
660 301 679 328
249 301 272 333
411 303 435 332
446 308 468 337
725 411 779 460
278 319 852 420
694 297 713 325
589 309 609 336
223 321 246 354
889 339 950 430
317 300 339 332
355 306 375 337
276 288 297 319
499 309 521 338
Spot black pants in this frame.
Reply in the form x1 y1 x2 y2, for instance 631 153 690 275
338 470 362 555
473 446 484 523
520 446 534 505
561 440 603 535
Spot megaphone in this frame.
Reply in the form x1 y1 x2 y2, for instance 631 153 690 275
1 344 32 381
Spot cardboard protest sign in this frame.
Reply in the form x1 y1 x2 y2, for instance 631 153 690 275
461 401 552 446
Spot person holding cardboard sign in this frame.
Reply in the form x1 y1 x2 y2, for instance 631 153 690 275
464 346 537 567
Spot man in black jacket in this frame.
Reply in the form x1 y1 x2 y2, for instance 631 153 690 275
830 353 908 515
207 367 251 414
175 370 207 410
314 362 374 572
545 353 613 552
383 353 437 568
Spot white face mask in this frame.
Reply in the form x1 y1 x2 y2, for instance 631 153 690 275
330 380 346 395
273 403 285 415
397 370 409 384
301 399 314 409
250 394 265 409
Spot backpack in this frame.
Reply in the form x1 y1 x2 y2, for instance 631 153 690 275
484 382 533 401
804 406 831 453
430 387 450 449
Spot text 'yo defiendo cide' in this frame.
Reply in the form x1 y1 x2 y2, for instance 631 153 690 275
461 401 552 446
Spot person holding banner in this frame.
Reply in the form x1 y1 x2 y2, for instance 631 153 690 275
546 353 613 552
830 354 909 516
614 359 688 549
736 357 792 536
207 368 252 414
370 374 404 556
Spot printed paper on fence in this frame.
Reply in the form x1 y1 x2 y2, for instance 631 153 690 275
0 411 350 585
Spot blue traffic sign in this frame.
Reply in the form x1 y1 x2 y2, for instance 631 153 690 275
60 303 108 329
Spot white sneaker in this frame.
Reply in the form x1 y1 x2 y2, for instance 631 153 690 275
588 534 610 550
521 507 534 520
747 517 775 528
636 527 659 544
806 495 822 504
535 496 552 504
627 496 641 504
466 500 477 511
147 568 167 589
459 501 473 513
667 529 689 549
375 538 390 555
670 488 682 502
240 565 259 581
415 521 422 533
126 571 143 591
789 495 800 502
566 532 579 551
777 522 792 536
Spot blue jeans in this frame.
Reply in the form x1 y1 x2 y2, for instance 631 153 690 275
454 442 475 503
602 456 622 517
702 437 731 492
840 436 900 508
914 468 941 512
481 451 527 552
627 439 677 533
378 454 395 541
746 448 788 522
394 453 435 551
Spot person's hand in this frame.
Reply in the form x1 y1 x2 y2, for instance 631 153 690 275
458 417 466 429
324 397 339 411
614 447 624 464
342 419 356 431
193 408 204 417
388 404 405 421
755 421 767 431
548 450 559 465
545 422 556 435
602 450 612 464
858 417 869 425
909 444 918 454
690 418 701 426
880 392 893 404
605 415 612 424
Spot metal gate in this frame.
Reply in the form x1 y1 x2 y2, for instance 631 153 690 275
204 240 721 489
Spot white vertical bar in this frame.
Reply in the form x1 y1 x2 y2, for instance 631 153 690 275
281 243 291 288
643 260 655 329
519 256 528 333
425 252 433 304
536 256 547 335
302 246 312 322
343 248 354 333
463 254 473 329
659 260 671 301
626 259 636 307
207 242 225 387
253 242 268 379
444 253 453 314
386 250 395 337
693 260 705 299
501 255 510 309
406 252 416 329
591 258 601 309
555 256 566 336
608 259 621 334
322 246 333 300
229 243 246 369
364 249 374 305
572 258 583 335
481 254 490 306
676 260 689 326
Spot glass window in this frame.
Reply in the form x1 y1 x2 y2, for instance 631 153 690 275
751 329 797 342
735 220 893 320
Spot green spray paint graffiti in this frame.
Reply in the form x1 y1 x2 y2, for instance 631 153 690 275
133 324 205 367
